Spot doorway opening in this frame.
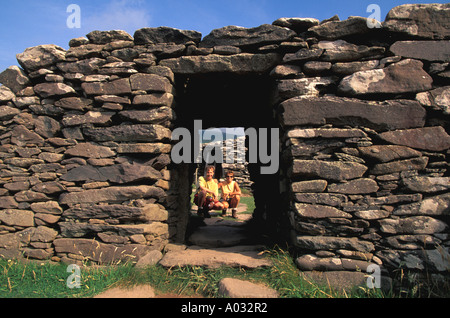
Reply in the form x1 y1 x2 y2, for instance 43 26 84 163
190 127 253 221
172 73 283 246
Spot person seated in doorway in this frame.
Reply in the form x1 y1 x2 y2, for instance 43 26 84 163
219 171 241 219
194 165 225 218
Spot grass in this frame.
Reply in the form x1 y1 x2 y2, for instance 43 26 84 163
0 248 376 298
239 194 255 214
1 247 449 298
0 258 136 298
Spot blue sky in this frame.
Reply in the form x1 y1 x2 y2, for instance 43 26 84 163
0 0 447 72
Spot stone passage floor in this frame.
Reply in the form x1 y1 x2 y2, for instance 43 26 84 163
160 203 273 269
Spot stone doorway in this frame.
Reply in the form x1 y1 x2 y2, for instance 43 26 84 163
172 73 283 247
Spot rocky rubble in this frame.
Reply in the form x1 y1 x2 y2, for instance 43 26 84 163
0 3 448 280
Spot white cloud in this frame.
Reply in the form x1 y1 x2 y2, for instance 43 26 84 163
81 0 152 34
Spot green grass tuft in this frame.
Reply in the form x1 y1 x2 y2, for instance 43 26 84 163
1 247 449 298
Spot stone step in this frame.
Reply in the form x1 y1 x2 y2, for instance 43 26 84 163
94 285 156 298
218 278 278 298
158 245 272 269
188 225 250 248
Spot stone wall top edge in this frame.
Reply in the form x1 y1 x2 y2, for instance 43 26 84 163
0 3 446 71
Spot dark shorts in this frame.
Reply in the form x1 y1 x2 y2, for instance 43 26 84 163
220 198 232 205
194 193 218 208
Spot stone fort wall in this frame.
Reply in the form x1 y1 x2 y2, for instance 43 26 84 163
0 3 449 276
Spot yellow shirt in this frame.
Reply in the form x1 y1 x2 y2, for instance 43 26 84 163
198 176 218 198
221 181 236 197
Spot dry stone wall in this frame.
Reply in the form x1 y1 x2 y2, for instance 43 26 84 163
276 4 450 275
0 32 179 264
0 3 449 277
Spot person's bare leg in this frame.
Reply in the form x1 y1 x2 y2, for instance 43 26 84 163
230 195 240 218
222 201 229 216
213 201 225 211
230 195 240 208
197 190 207 216
198 190 207 207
